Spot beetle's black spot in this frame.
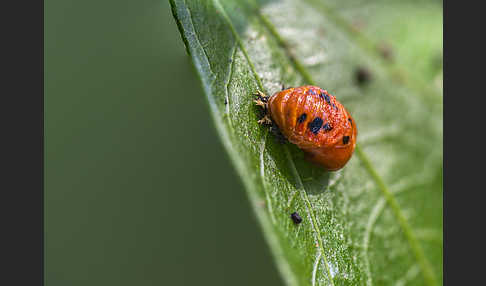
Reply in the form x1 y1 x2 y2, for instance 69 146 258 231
297 113 307 123
343 136 350 144
290 212 302 224
323 123 333 131
308 89 317 95
308 117 323 134
320 92 331 104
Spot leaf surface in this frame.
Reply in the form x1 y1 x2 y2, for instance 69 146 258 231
170 0 442 285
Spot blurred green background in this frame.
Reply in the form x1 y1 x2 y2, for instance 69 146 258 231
45 0 281 285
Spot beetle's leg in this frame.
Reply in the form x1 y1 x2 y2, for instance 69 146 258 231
257 114 272 125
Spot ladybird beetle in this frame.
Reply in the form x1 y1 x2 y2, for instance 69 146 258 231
255 85 357 171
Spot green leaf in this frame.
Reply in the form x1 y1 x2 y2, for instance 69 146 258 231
170 0 443 285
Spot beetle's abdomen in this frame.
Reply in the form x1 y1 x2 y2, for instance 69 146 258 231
267 85 357 171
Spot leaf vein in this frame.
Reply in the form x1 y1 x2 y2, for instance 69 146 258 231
260 132 277 224
355 146 437 286
363 198 386 286
224 46 238 128
213 0 265 91
284 147 335 286
184 0 217 81
312 251 322 286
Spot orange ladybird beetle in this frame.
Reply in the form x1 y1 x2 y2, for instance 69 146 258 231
254 85 357 171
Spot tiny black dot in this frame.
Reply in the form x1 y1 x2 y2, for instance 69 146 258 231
308 117 323 134
355 66 372 85
297 113 307 123
290 212 302 224
343 136 350 144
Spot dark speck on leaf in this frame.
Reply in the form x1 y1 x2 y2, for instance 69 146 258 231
297 113 307 123
290 212 302 224
343 136 350 144
355 66 373 85
308 117 323 134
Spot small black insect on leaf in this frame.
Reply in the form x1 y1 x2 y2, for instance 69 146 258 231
290 212 302 224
